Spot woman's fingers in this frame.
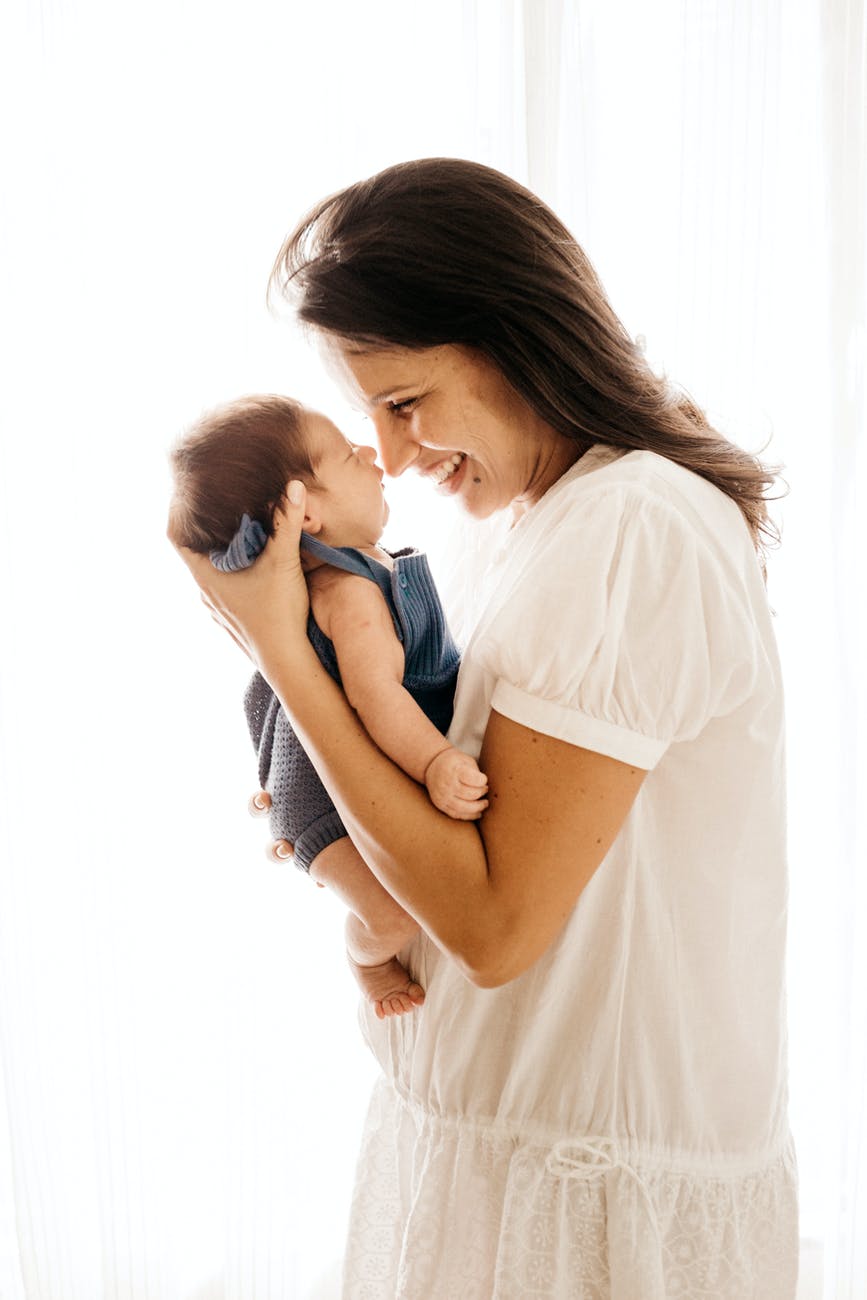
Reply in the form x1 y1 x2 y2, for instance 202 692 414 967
167 480 311 669
267 839 294 863
254 806 320 880
167 480 306 596
274 479 306 523
248 790 272 817
267 482 307 570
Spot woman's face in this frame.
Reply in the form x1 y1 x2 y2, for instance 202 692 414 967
325 342 580 520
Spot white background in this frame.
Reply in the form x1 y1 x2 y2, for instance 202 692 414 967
0 2 863 1297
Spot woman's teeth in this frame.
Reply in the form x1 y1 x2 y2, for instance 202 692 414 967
432 453 465 486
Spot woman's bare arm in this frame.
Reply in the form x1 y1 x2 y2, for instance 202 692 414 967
173 487 646 987
265 645 644 986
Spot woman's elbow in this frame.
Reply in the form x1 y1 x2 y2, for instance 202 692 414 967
431 882 557 988
462 963 517 990
452 930 538 989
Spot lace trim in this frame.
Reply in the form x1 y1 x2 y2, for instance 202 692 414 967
341 1079 799 1300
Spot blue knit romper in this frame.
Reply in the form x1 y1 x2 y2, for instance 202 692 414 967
243 535 461 872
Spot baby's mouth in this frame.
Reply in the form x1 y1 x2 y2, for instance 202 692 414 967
430 453 466 486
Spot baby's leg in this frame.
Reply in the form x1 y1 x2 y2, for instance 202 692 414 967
309 838 424 1019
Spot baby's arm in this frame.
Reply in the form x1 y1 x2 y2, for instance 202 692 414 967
311 572 488 820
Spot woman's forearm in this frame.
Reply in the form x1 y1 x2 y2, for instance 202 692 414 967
265 641 495 973
265 634 646 988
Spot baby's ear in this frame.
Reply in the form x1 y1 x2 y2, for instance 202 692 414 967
293 481 323 534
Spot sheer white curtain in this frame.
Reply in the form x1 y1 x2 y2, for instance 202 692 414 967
817 5 867 1292
0 6 480 1298
0 2 863 1298
515 4 864 1295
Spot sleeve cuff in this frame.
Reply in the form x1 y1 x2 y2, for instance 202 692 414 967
490 679 667 770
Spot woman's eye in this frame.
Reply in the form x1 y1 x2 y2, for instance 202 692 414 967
387 398 417 414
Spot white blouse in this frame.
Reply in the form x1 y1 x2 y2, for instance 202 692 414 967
342 446 798 1300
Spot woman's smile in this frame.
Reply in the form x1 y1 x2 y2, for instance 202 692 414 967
324 341 581 520
429 452 467 489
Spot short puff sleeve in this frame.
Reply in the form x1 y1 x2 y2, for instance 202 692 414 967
474 486 760 770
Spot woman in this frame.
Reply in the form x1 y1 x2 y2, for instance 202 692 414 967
177 159 798 1298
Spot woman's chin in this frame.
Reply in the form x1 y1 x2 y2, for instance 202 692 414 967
452 488 501 522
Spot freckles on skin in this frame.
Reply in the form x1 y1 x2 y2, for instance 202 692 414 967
324 340 580 516
441 355 528 511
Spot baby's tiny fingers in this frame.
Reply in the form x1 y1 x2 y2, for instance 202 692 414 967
267 839 294 863
450 799 490 821
248 790 272 817
459 769 488 788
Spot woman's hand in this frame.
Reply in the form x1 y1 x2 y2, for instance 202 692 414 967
170 482 310 675
249 789 326 885
248 790 293 863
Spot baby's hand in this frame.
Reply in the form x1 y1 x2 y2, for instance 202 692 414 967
424 747 489 820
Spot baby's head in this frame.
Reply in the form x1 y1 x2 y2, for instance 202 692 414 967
168 395 389 558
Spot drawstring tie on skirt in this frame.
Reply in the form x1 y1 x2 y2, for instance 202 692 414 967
545 1136 663 1253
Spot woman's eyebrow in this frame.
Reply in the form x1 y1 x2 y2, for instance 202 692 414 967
367 385 414 405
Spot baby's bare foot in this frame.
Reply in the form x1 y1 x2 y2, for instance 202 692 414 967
347 954 425 1020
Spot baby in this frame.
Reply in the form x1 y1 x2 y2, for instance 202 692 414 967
168 395 488 1017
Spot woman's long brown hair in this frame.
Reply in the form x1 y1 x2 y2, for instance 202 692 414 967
270 157 780 562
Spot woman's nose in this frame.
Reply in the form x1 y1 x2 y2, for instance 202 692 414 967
372 416 418 477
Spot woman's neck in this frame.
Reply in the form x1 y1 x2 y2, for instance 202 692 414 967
511 433 593 521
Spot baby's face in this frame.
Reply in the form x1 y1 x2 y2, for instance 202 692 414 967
302 411 390 548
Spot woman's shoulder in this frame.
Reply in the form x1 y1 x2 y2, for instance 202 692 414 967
493 445 768 620
556 444 733 515
542 445 753 564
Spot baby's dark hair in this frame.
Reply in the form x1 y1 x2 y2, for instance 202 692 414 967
169 394 314 552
